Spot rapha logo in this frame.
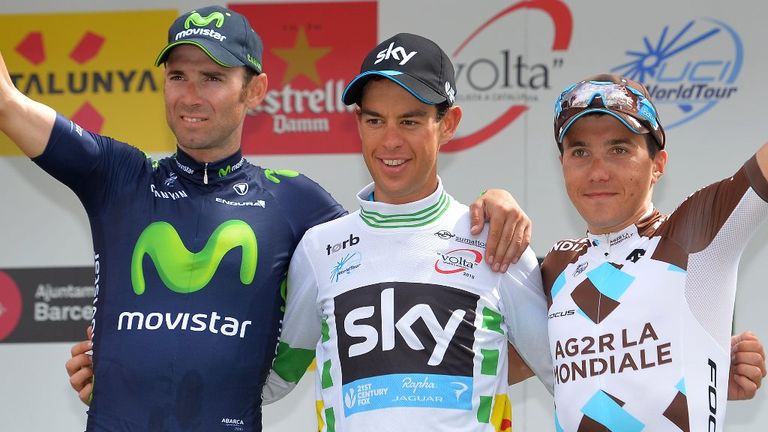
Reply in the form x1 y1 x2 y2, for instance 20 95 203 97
374 41 417 65
233 182 248 196
451 382 469 400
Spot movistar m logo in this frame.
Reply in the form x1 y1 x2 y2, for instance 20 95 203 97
185 11 226 29
131 220 257 295
264 169 300 184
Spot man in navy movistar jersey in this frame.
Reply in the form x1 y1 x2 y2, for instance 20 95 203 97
1 6 531 432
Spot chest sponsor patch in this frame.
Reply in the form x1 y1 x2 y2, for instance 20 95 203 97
334 282 478 414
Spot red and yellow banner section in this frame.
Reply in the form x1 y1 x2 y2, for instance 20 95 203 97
0 10 177 156
232 2 377 154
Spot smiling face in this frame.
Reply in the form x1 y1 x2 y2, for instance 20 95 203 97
163 45 267 162
357 79 461 204
560 114 667 234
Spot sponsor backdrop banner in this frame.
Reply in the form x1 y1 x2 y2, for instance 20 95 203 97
0 268 93 343
233 2 376 154
0 10 177 156
0 1 766 432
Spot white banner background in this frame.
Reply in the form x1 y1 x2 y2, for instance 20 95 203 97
1 1 766 430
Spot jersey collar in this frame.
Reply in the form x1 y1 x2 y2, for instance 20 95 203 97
586 206 663 251
356 177 450 229
172 148 246 184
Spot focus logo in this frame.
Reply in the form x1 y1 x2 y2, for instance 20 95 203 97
0 271 23 341
232 2 376 154
444 0 573 152
0 11 175 156
611 18 742 129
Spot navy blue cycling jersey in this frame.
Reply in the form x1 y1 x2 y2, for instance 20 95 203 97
33 115 346 431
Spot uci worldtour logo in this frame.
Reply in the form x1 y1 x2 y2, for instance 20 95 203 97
444 0 572 152
611 18 743 129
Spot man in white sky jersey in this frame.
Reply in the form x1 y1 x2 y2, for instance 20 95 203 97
540 74 768 431
262 33 553 432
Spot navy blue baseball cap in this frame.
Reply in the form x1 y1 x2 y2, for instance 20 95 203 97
155 5 263 73
342 33 456 106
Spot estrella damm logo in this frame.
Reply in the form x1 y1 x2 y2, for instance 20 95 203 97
185 11 225 29
232 2 376 154
131 220 257 295
0 10 176 156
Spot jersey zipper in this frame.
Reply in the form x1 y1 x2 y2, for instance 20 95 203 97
203 162 209 184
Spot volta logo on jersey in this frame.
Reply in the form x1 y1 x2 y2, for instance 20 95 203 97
231 2 375 155
0 10 175 156
131 220 257 295
434 248 483 275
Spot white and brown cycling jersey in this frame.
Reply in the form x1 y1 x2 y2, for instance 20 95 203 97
541 156 768 432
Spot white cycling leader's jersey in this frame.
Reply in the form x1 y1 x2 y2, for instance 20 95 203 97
541 157 768 432
266 179 553 432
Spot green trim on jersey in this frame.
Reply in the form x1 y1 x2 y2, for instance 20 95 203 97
321 319 330 342
321 360 334 389
273 342 315 383
478 396 493 423
325 408 336 432
481 307 504 334
481 349 499 376
359 191 449 228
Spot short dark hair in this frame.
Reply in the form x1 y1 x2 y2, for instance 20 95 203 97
557 112 662 159
435 101 450 122
243 66 259 88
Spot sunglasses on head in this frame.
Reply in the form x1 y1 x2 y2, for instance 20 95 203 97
554 80 664 148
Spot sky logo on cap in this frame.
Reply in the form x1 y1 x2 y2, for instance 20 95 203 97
611 18 742 129
374 42 418 66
